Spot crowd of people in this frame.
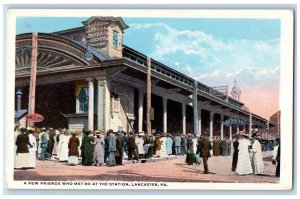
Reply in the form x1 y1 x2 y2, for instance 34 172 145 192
14 126 280 177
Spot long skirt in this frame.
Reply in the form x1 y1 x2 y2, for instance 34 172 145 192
185 154 197 165
231 151 238 171
106 152 116 166
28 150 36 168
68 156 79 165
15 153 30 169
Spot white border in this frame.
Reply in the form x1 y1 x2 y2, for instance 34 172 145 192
6 8 294 190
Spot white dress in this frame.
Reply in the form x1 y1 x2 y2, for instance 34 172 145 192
192 138 198 154
236 139 253 175
251 140 264 174
136 137 145 155
160 137 167 158
14 130 20 168
28 134 37 168
59 134 70 161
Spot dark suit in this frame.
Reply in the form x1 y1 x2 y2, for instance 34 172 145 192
199 137 212 174
128 135 138 160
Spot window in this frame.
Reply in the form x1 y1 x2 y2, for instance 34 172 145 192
79 87 88 112
113 30 118 48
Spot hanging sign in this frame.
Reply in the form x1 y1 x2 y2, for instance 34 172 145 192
25 113 44 123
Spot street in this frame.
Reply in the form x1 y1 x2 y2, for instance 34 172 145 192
14 151 279 183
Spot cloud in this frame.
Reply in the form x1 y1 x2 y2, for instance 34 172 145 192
194 67 280 87
129 22 280 74
129 22 280 118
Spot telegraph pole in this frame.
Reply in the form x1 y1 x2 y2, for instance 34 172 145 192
146 57 152 136
28 32 38 127
193 79 199 135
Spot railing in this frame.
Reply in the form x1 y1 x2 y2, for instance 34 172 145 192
123 46 244 109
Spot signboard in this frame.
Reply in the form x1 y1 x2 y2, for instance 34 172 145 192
25 113 44 123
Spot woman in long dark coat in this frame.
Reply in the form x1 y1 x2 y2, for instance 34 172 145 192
81 130 94 166
15 128 32 169
185 135 197 165
68 130 80 165
231 138 239 171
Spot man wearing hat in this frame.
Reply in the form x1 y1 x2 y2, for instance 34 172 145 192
231 134 239 172
127 132 138 161
235 131 253 175
198 132 212 174
39 129 48 161
107 129 116 166
251 133 264 174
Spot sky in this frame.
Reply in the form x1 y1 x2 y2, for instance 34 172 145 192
16 17 280 119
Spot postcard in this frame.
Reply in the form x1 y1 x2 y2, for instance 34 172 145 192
5 8 294 190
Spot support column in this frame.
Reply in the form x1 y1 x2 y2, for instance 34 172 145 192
138 90 144 133
198 108 202 135
209 112 214 138
146 57 152 136
193 80 199 135
163 96 167 133
249 112 252 137
97 77 110 132
87 79 94 131
220 114 224 139
28 32 38 127
229 125 232 140
182 103 186 135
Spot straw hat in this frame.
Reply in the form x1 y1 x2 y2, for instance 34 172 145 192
95 130 102 136
64 130 71 135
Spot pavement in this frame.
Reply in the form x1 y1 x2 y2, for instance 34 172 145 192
14 151 279 183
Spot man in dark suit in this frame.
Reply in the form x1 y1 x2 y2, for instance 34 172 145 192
127 131 138 161
199 132 212 174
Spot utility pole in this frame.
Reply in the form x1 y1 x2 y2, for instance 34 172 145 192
193 79 199 135
249 112 252 137
28 32 38 127
146 57 152 136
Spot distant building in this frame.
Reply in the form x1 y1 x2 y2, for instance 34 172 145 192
269 111 280 138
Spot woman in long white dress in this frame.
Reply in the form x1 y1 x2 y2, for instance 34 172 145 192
59 130 70 162
251 133 265 174
28 129 37 168
136 133 145 159
235 132 253 175
160 134 167 158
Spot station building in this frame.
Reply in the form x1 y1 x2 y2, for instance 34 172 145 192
15 16 276 139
